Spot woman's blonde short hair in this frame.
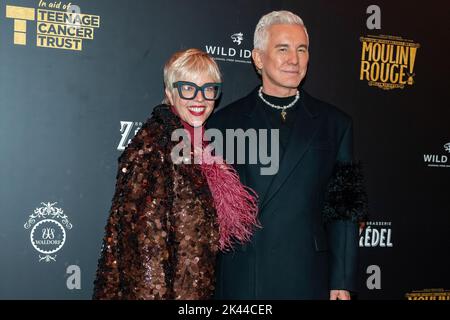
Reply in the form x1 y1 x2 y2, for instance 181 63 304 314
163 48 222 104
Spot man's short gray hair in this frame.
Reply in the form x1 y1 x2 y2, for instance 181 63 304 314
254 10 308 50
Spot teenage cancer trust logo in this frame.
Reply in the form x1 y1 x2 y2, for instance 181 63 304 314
360 35 420 90
5 1 100 51
24 202 73 262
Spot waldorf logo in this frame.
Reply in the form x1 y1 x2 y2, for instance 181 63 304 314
5 1 101 51
359 221 393 248
117 121 142 151
423 142 450 168
24 202 73 262
360 35 420 90
205 32 252 64
405 288 450 300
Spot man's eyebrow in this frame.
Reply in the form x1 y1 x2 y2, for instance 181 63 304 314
274 43 308 49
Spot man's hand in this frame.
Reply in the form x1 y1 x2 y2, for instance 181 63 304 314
330 290 351 300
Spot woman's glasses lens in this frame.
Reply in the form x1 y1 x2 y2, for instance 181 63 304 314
174 82 221 101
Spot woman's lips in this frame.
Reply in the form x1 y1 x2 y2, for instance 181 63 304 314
188 106 206 116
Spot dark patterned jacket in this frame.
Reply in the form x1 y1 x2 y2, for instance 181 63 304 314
93 105 219 300
208 88 368 299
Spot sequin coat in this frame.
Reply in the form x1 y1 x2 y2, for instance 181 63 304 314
93 105 219 300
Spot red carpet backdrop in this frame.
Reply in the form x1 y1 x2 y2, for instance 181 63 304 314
0 0 449 300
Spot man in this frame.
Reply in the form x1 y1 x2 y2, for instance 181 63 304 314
208 11 366 300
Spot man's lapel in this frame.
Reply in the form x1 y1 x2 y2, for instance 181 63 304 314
260 90 320 211
240 89 274 203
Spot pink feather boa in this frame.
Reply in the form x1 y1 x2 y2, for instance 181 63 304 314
171 107 260 251
200 151 260 251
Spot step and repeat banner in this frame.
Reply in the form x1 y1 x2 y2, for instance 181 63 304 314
0 0 449 300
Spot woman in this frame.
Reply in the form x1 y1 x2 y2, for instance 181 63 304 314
93 49 259 300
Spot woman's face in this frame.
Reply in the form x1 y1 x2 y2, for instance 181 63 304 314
166 73 217 127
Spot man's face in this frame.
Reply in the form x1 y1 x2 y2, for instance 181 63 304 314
253 24 309 96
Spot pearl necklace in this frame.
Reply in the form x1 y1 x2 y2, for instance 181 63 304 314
258 87 300 122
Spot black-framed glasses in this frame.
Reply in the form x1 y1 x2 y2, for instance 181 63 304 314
172 81 222 101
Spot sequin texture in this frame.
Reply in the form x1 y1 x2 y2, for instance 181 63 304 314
93 105 219 300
